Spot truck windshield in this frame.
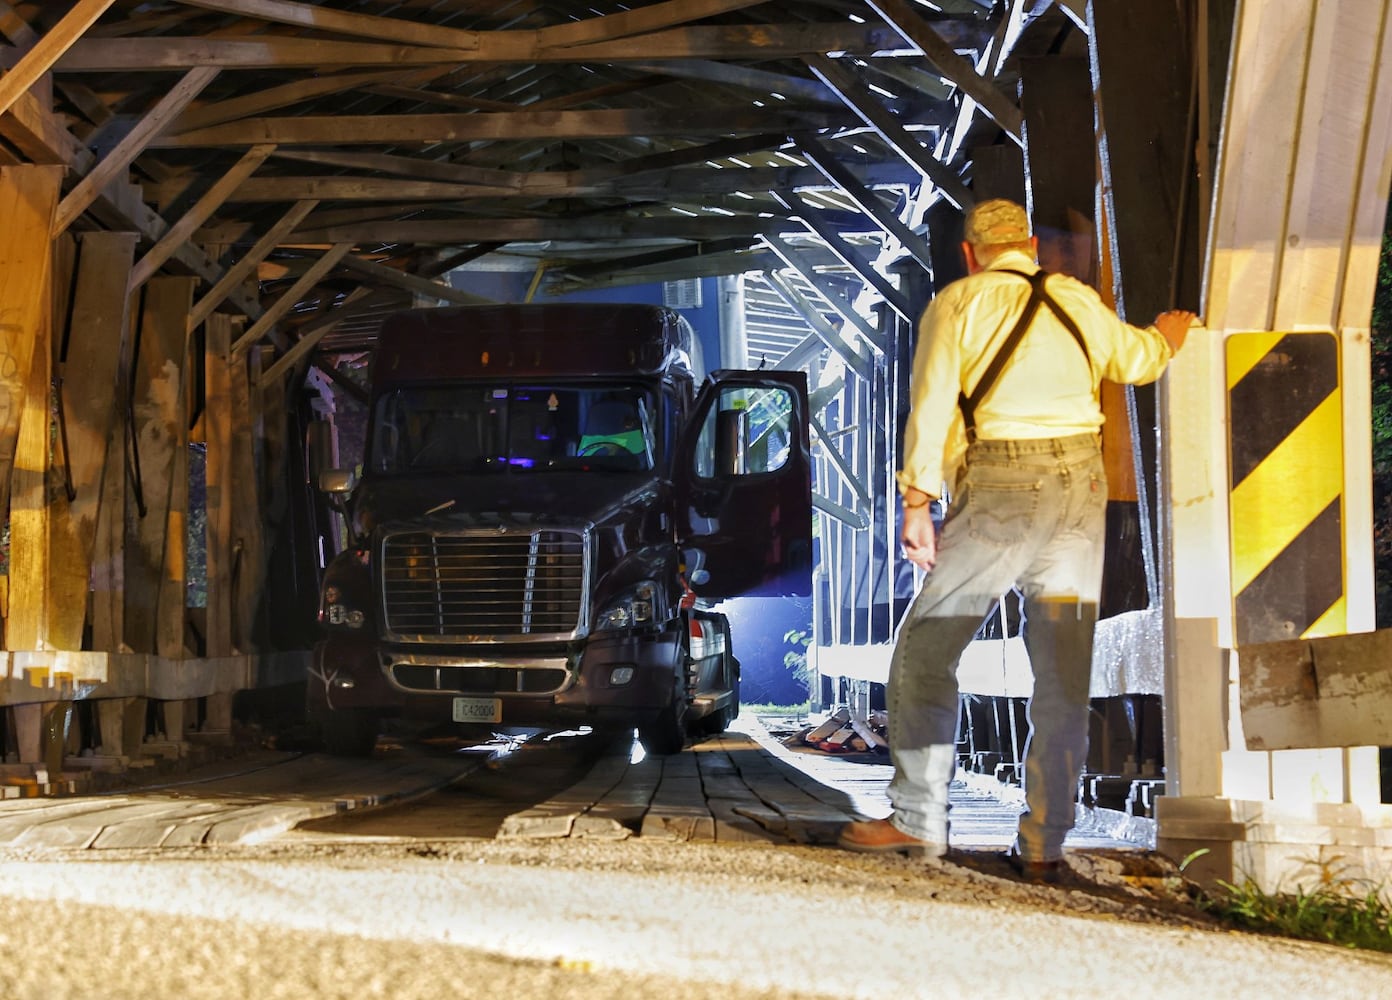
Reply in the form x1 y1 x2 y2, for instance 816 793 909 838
367 384 656 474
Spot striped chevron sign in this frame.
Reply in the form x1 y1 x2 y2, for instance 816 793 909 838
1226 331 1345 646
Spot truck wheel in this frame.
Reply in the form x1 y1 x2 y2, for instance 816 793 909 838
318 708 379 757
638 700 688 756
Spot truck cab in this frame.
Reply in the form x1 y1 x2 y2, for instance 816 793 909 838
310 303 811 755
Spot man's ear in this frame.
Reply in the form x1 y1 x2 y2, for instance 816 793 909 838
961 241 980 274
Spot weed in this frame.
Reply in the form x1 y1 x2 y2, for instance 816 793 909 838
1184 849 1392 952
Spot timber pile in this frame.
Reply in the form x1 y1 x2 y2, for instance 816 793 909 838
497 729 861 845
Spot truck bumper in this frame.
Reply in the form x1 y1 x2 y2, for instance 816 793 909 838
309 626 684 729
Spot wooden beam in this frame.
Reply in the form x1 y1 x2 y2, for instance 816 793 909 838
537 0 770 48
150 106 852 148
805 54 973 211
269 148 527 189
257 288 384 388
173 0 487 50
0 0 117 120
290 216 779 245
337 255 494 306
187 199 318 332
772 188 914 322
47 231 137 651
556 237 759 281
53 66 220 236
55 25 914 72
763 271 872 383
865 0 1024 142
171 68 419 134
761 233 887 356
569 133 794 186
544 24 914 62
624 59 839 105
230 242 354 357
225 160 915 202
796 135 934 271
0 88 83 166
1240 633 1392 750
130 143 275 291
0 85 262 323
549 248 792 294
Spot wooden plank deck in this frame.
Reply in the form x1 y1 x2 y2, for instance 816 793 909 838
500 723 863 845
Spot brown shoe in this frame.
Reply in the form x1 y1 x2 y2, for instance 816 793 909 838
837 818 946 859
1008 854 1066 884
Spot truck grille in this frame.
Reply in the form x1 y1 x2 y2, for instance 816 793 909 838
390 664 569 695
380 528 588 641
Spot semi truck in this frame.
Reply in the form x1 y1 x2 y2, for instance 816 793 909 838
309 302 811 755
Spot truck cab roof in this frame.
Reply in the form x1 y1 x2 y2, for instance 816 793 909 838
372 303 703 393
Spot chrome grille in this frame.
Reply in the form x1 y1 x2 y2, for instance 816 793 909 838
390 664 569 694
380 528 587 641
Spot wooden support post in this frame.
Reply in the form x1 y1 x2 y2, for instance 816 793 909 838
48 231 137 651
41 702 67 777
0 166 61 633
96 697 128 757
90 386 129 653
228 328 263 653
6 259 53 651
123 277 197 655
201 691 233 737
1018 56 1096 284
160 698 194 742
204 315 235 658
10 703 42 765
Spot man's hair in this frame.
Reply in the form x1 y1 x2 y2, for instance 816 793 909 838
963 198 1032 251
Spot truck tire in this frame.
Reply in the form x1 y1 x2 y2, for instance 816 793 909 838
318 708 379 757
638 699 688 756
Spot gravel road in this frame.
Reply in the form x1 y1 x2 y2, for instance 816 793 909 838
0 833 1387 999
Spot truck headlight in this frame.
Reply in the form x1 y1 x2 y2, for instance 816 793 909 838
595 581 659 631
320 584 367 630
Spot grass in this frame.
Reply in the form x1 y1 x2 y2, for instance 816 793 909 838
1184 851 1392 953
743 701 812 718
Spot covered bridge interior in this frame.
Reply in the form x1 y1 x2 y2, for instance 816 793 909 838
1 0 1389 893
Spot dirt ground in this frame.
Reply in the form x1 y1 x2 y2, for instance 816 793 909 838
0 829 1387 999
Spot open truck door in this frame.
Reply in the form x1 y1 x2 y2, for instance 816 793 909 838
677 371 812 600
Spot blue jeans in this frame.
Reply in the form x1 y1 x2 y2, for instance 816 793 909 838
887 434 1106 861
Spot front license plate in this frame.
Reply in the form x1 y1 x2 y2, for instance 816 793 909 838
452 697 502 724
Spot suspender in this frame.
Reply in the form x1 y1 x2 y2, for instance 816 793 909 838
956 269 1093 443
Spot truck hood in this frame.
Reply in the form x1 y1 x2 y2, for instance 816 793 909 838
353 472 666 533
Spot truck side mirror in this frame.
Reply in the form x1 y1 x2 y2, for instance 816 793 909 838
318 468 357 495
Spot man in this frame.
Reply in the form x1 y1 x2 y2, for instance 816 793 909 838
838 198 1195 882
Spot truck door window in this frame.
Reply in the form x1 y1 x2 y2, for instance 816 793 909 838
694 385 793 478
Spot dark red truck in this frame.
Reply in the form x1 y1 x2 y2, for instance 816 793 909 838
310 303 811 755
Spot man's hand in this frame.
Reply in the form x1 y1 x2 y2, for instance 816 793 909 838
1154 309 1198 355
901 503 938 571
